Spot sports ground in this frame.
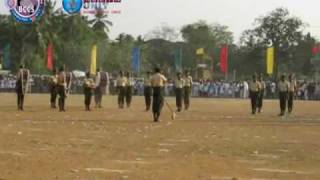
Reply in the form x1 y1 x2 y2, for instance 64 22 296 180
0 93 320 180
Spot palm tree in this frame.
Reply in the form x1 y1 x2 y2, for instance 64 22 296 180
89 10 113 40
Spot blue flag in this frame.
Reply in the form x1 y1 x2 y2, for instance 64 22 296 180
131 47 140 73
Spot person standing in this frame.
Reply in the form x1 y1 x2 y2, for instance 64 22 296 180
116 71 127 109
183 70 193 110
94 68 103 108
125 72 134 108
151 67 167 122
16 64 30 111
257 74 266 113
144 71 152 111
49 68 58 109
83 72 95 111
278 74 290 116
57 66 67 112
175 72 184 112
288 74 297 114
249 74 261 114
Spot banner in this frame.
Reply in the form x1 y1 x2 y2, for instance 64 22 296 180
266 47 274 75
196 48 204 56
46 43 53 70
220 45 228 74
90 45 97 75
131 47 140 73
173 48 182 72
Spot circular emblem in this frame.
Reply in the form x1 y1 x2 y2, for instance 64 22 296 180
7 0 45 23
62 0 82 14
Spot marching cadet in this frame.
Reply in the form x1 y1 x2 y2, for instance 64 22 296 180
94 68 103 108
125 71 134 108
183 70 193 110
116 71 127 109
278 74 290 116
288 74 297 114
144 71 152 111
57 66 67 112
151 67 167 122
49 68 58 109
249 74 261 114
16 64 30 111
257 74 266 113
175 72 185 112
83 72 96 111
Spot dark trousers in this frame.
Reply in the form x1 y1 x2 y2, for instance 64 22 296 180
126 86 133 107
117 86 126 108
16 81 24 110
144 86 152 111
57 85 66 111
175 88 183 111
250 91 259 114
183 86 191 110
94 87 103 107
288 92 294 112
50 87 57 108
152 87 164 121
257 90 264 110
84 89 92 111
279 92 288 115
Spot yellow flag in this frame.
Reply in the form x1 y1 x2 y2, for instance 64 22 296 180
90 45 97 75
266 47 274 75
196 48 204 55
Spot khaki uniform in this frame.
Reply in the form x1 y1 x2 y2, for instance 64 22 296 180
151 73 167 122
278 80 290 115
257 80 266 111
249 81 261 114
125 77 134 107
116 76 128 108
94 72 103 108
57 71 67 112
183 75 193 110
84 78 95 111
49 74 58 108
16 69 29 111
175 78 185 111
288 80 297 113
144 76 152 111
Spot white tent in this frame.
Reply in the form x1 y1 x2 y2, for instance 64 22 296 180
72 70 86 78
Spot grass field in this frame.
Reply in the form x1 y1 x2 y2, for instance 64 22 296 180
0 93 320 180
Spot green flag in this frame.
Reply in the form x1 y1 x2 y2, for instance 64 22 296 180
173 48 182 72
3 44 10 69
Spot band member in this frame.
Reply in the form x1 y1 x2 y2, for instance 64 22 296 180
183 70 193 110
49 68 58 109
257 74 266 113
249 74 261 114
278 74 290 116
125 71 134 108
116 71 127 109
151 67 167 122
16 64 30 111
94 68 103 108
83 72 96 111
288 74 297 114
57 66 67 112
175 72 184 112
144 71 152 111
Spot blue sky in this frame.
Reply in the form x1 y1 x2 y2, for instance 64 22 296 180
1 0 320 42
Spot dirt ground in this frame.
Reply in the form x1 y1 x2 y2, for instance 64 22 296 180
0 93 320 180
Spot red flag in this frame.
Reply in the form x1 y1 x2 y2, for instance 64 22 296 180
220 45 228 74
312 44 320 55
46 43 53 70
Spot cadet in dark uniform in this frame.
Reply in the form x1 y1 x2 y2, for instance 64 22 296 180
125 72 134 108
249 74 261 114
94 68 103 108
151 67 167 122
57 66 67 112
175 72 184 112
83 72 95 111
116 71 127 109
278 74 290 116
288 74 297 114
16 65 30 111
183 70 193 110
144 71 152 111
257 74 266 113
49 68 58 109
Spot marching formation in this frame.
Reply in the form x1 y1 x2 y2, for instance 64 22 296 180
15 64 299 122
